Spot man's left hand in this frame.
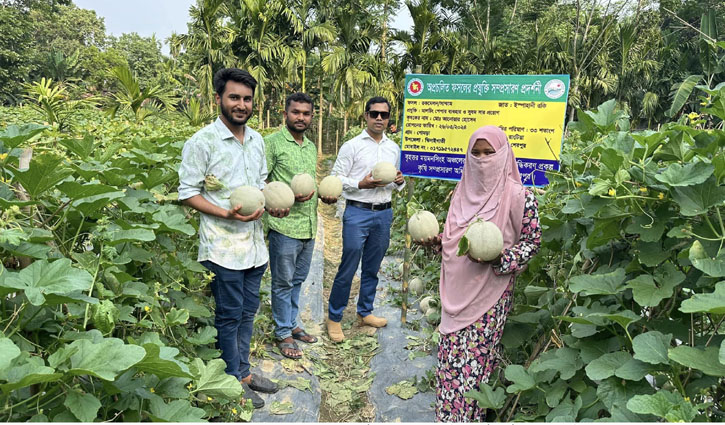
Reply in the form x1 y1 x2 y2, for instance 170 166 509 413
267 207 291 218
394 171 404 186
295 191 315 203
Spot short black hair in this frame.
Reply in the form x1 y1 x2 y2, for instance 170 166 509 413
365 96 391 113
285 92 313 110
213 68 257 96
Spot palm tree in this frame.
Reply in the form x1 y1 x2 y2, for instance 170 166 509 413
171 0 236 114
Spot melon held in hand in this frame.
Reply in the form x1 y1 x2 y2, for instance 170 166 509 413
408 210 439 242
264 181 295 210
372 161 397 184
230 185 265 216
290 173 316 196
318 175 343 198
458 220 504 262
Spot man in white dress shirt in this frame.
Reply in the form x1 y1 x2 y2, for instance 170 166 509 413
178 68 281 408
326 96 405 342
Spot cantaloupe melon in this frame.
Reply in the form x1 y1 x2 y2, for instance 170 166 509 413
372 161 397 184
409 277 425 295
290 173 316 196
408 210 439 242
419 296 437 315
230 185 265 216
318 175 343 198
463 220 503 262
264 181 295 210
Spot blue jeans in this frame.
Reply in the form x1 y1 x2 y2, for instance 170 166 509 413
201 260 266 380
268 229 315 340
328 204 393 322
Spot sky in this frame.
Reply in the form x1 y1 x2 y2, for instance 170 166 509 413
73 0 414 55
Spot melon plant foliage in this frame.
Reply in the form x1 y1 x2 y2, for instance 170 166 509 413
393 88 725 421
0 108 252 421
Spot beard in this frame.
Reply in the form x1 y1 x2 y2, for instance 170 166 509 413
286 118 309 134
220 102 251 126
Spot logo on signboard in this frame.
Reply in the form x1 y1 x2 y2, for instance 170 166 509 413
544 79 566 99
407 78 424 96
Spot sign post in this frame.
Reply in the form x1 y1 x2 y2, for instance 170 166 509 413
401 74 570 186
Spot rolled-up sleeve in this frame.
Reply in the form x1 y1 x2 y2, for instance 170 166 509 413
178 138 207 200
332 142 360 193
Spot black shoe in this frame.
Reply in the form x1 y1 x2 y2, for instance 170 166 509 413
247 373 279 394
241 382 265 409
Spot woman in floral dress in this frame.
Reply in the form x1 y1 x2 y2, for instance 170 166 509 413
416 125 541 422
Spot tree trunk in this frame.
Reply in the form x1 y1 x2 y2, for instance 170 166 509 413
258 101 265 130
335 129 339 154
266 108 270 129
343 111 348 136
318 77 323 155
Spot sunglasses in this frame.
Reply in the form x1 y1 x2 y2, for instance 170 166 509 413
367 110 390 119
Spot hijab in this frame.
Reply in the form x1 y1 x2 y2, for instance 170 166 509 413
438 126 526 334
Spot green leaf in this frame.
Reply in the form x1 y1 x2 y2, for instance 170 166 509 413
528 347 583 380
465 382 506 409
690 254 725 278
597 377 653 410
633 331 672 365
107 228 156 245
385 380 418 400
56 338 146 380
148 397 205 422
1 259 94 306
135 344 193 379
0 338 21 371
152 209 195 236
189 358 242 400
569 268 626 296
589 310 641 331
626 274 677 307
504 365 536 393
671 177 725 216
457 234 469 256
10 154 73 198
627 390 697 422
667 75 702 117
0 124 46 149
720 340 725 365
679 281 725 314
615 358 652 381
655 162 714 187
585 351 631 380
0 355 62 393
59 135 96 159
184 326 217 345
64 390 101 422
588 178 610 196
669 345 725 376
165 308 190 326
269 400 295 415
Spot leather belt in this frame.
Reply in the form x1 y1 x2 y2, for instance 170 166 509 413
346 199 392 211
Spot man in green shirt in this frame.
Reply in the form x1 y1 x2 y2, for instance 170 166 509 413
265 92 334 358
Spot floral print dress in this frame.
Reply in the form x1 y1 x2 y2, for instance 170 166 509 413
435 190 541 422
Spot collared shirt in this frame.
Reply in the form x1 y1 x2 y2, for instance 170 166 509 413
264 127 318 240
332 129 405 204
178 117 268 270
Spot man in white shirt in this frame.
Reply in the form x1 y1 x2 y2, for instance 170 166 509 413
178 68 281 408
327 96 405 342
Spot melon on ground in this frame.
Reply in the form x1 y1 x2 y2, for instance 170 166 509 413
419 296 437 315
409 277 425 295
318 175 343 198
408 210 439 242
264 181 295 210
465 220 504 262
372 161 397 184
230 185 265 216
290 173 316 196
